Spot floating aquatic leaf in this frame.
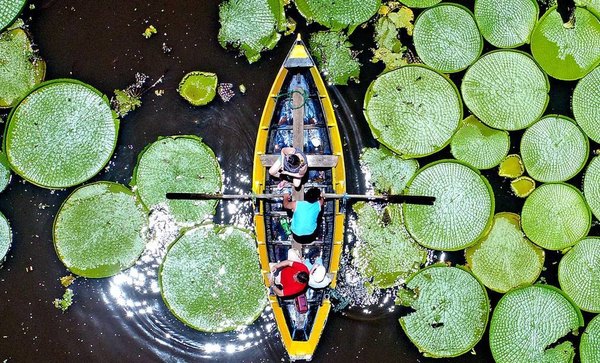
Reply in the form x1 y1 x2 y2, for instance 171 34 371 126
403 160 494 251
397 265 489 358
450 115 510 170
0 152 11 193
132 136 222 225
0 28 46 108
521 115 589 182
4 80 119 189
558 237 600 312
576 0 600 17
510 176 536 198
177 72 218 106
371 4 413 72
521 183 591 250
0 211 12 264
531 6 600 80
308 31 360 86
0 0 26 32
474 0 539 48
581 314 600 363
218 0 286 63
360 147 418 194
353 202 426 288
160 226 267 332
53 182 148 278
573 66 600 143
498 154 524 178
400 0 441 9
363 65 462 157
466 213 544 293
489 284 583 363
53 288 74 312
583 155 600 220
462 50 549 130
294 0 380 33
413 4 482 73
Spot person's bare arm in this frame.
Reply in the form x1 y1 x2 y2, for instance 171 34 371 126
282 193 296 211
270 259 293 272
271 283 284 296
268 157 282 178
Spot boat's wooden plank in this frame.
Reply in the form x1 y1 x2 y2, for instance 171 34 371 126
259 154 339 168
292 87 305 201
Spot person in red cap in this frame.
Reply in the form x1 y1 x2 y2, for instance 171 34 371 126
269 257 309 297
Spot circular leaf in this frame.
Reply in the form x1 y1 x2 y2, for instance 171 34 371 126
573 66 600 143
5 80 119 189
360 147 419 194
400 0 441 8
294 0 380 33
450 115 510 170
474 0 539 48
403 160 494 251
0 211 12 264
0 0 26 32
177 72 217 106
558 237 600 312
160 226 267 332
581 314 600 363
584 155 600 220
53 182 148 278
0 152 12 193
521 183 591 250
461 50 549 130
364 65 462 157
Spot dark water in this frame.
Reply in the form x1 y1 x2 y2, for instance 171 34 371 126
0 1 595 362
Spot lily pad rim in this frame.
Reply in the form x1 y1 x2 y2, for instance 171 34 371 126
0 211 12 263
473 0 540 48
176 71 218 106
557 236 600 313
0 1 28 33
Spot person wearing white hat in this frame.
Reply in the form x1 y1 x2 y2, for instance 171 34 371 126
308 264 332 289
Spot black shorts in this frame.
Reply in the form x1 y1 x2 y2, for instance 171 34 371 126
292 230 318 244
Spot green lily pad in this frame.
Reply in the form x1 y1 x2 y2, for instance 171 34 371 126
4 79 119 189
581 314 600 363
353 202 427 288
160 226 267 332
520 115 589 182
573 66 600 143
400 0 441 9
489 284 583 363
53 182 148 278
576 0 600 17
0 0 26 32
521 183 591 250
474 0 539 48
450 115 510 170
558 237 600 313
498 154 524 178
531 6 600 80
461 50 549 130
308 31 360 86
403 160 494 251
413 4 482 73
583 155 600 220
0 152 11 193
397 265 489 358
294 0 380 33
466 212 544 293
510 176 536 198
177 72 217 106
360 147 419 194
132 136 222 225
363 65 462 158
218 0 286 63
0 211 12 264
0 28 46 108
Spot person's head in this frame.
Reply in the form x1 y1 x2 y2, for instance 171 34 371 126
286 154 301 168
306 247 320 264
296 271 309 284
305 187 321 203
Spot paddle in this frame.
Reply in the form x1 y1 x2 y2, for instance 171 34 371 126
166 192 435 205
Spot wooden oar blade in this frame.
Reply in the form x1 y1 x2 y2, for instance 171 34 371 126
384 194 436 205
165 192 253 200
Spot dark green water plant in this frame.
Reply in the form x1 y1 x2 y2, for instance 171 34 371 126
294 0 381 33
360 146 418 194
308 31 360 85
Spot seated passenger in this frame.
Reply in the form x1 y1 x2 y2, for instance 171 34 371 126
269 146 308 188
304 247 332 289
269 258 309 298
283 187 323 244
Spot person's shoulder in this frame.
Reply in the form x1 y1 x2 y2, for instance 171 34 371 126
292 261 309 272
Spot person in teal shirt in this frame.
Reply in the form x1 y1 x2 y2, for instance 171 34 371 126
283 187 323 244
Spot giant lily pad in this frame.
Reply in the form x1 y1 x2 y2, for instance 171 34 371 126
489 284 583 363
0 28 46 108
177 72 217 106
466 212 544 293
474 0 539 48
558 237 600 313
360 147 418 194
363 65 462 158
413 4 482 73
0 211 12 264
450 115 510 170
584 155 600 220
4 79 119 189
531 6 600 80
294 0 380 33
581 314 600 363
353 202 427 288
0 0 26 32
160 226 267 332
218 0 286 63
520 115 589 182
576 0 600 17
521 183 591 250
573 66 600 143
53 182 148 278
397 265 489 358
461 50 549 130
403 160 494 251
308 31 360 86
400 0 441 8
0 152 11 193
132 136 222 225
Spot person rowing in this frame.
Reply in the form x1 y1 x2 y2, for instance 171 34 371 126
283 187 323 244
269 146 308 188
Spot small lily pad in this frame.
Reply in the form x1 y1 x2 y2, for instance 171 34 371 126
360 147 419 194
466 212 544 293
581 314 600 363
177 72 218 106
498 154 524 178
583 155 600 220
0 0 26 32
0 211 12 264
0 152 11 193
573 66 600 143
160 226 267 332
53 182 148 278
308 31 360 86
558 237 600 313
397 265 490 358
510 176 535 198
450 115 510 170
294 0 380 33
474 0 539 48
489 284 583 363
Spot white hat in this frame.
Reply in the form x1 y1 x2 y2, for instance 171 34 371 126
308 264 332 289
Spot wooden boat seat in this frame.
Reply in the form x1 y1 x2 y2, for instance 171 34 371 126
260 154 339 168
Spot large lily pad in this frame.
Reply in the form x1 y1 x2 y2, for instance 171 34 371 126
0 152 11 193
583 155 600 220
294 0 380 33
403 160 494 251
400 0 441 9
360 147 418 194
4 79 119 189
308 31 360 86
558 237 600 313
520 115 589 182
450 115 510 170
521 183 591 250
576 0 600 17
132 136 222 226
413 4 482 73
160 226 267 332
466 212 544 293
0 211 12 264
581 314 600 363
363 65 462 158
353 202 427 288
489 284 583 363
0 0 26 32
218 0 286 63
461 50 549 130
573 66 600 143
53 182 148 278
397 265 489 358
531 6 600 80
0 28 46 108
474 0 539 48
